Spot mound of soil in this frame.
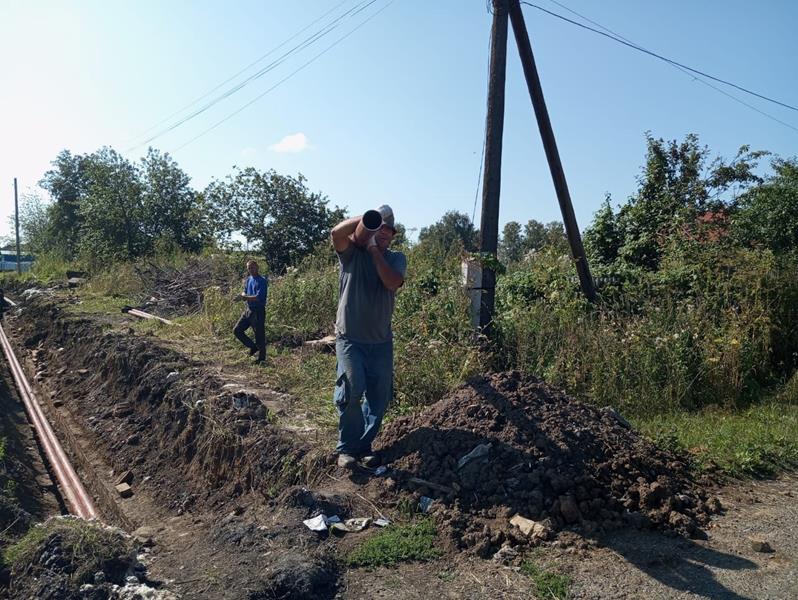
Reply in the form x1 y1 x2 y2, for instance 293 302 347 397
12 299 308 514
376 371 721 557
7 517 138 600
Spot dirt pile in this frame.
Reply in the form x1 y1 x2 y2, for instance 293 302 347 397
376 371 720 557
13 299 308 513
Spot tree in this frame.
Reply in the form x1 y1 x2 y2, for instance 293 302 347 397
78 147 145 263
499 221 524 263
733 158 798 253
523 219 547 252
584 195 622 265
417 211 478 257
614 133 765 270
39 150 91 258
140 148 204 252
206 168 344 272
16 193 52 255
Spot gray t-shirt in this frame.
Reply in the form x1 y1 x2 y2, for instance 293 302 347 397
335 245 407 344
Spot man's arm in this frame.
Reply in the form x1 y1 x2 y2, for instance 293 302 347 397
368 244 404 292
331 216 361 253
240 278 266 302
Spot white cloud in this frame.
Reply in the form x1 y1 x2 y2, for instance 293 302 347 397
269 132 311 153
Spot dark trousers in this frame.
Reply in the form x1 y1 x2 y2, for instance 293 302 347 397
233 307 266 360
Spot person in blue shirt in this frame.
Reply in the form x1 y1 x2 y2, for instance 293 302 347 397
233 259 268 363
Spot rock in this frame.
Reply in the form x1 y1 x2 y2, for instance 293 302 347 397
750 538 774 553
116 470 135 485
94 571 106 584
133 526 157 547
115 483 133 498
510 515 552 540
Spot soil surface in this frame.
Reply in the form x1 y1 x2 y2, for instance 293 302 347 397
0 293 795 599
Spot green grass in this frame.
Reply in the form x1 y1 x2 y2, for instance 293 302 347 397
262 349 338 429
520 560 571 600
346 518 441 568
637 402 798 477
67 292 135 316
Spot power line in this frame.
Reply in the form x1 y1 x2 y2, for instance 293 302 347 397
127 0 377 152
520 1 798 115
172 0 396 152
539 0 798 133
472 18 492 225
125 0 351 144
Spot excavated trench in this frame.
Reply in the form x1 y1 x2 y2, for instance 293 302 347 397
0 293 726 599
2 297 341 599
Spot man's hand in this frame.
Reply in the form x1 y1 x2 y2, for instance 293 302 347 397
366 234 379 254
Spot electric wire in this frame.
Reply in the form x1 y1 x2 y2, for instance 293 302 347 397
472 18 492 225
520 1 798 114
539 0 798 133
172 0 396 152
127 0 377 152
125 0 350 144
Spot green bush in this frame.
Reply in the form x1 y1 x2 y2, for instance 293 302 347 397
495 242 798 416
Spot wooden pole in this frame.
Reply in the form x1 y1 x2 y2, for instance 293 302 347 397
478 0 510 331
508 0 596 302
14 178 21 275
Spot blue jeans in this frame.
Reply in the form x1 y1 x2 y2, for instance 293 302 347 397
333 336 393 456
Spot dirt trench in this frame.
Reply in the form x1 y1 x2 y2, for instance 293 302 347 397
2 294 796 599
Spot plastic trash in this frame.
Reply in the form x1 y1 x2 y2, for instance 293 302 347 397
419 496 434 513
457 442 492 469
302 514 341 532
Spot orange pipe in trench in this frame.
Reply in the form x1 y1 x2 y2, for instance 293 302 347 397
0 324 97 520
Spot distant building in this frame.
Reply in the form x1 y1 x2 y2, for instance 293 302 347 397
0 248 34 272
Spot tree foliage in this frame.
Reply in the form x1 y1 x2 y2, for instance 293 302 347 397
205 167 344 273
584 133 766 270
418 211 478 253
733 158 798 254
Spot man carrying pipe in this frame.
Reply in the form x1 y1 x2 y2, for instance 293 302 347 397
330 205 406 469
233 259 268 364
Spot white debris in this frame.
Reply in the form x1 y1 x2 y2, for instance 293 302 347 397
302 514 341 532
457 443 492 469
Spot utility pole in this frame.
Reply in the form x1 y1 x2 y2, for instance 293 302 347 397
478 0 509 332
14 178 21 275
508 0 596 301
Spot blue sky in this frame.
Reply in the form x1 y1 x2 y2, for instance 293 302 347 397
1 0 796 243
